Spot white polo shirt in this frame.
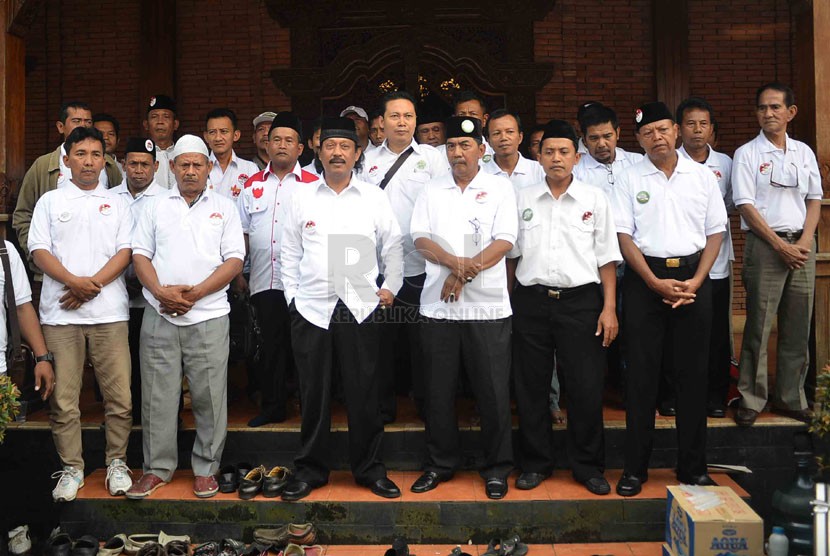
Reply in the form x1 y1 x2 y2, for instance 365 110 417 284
132 186 246 326
360 138 449 277
481 153 545 192
510 178 621 288
239 162 319 295
612 152 728 258
29 183 132 326
111 181 166 308
0 241 32 373
678 145 735 279
732 131 823 232
209 150 259 200
411 170 518 321
154 143 176 189
280 176 404 330
573 147 644 197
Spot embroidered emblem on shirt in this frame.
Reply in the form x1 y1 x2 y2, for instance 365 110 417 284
482 154 492 163
759 162 772 175
636 191 650 204
209 212 223 225
713 169 722 180
305 220 316 232
238 174 249 186
475 191 488 203
368 165 379 175
99 203 112 216
416 160 427 171
252 186 264 199
522 208 533 222
635 109 643 123
59 211 71 222
230 185 241 198
582 211 593 223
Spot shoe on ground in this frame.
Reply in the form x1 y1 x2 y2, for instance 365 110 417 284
106 459 133 496
46 533 72 556
158 532 190 546
615 472 646 497
707 403 727 418
52 466 84 502
218 465 237 493
410 471 446 493
72 535 99 556
262 466 291 498
501 535 528 556
163 542 188 556
193 475 219 498
481 539 503 556
99 534 128 556
192 542 219 556
771 406 814 423
582 476 611 495
678 473 717 486
382 537 409 556
234 463 253 488
135 543 165 556
253 523 317 546
657 402 676 417
515 472 549 490
735 407 759 427
238 465 266 500
484 477 508 500
125 474 167 500
369 477 401 499
219 539 245 556
8 525 31 556
280 545 303 556
247 411 286 428
124 535 159 556
280 480 313 502
447 548 472 556
299 546 324 556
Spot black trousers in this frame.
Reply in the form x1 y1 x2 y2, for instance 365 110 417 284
622 262 711 480
128 307 144 421
378 273 426 419
251 289 291 419
707 277 732 405
512 284 606 482
290 300 387 485
420 317 513 480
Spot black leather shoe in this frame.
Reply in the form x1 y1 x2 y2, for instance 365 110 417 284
707 404 727 418
247 412 286 428
735 407 759 427
484 477 508 499
238 465 266 500
410 471 445 493
281 480 314 501
657 402 676 417
678 473 717 486
218 465 237 493
71 536 99 556
262 466 292 498
235 462 253 487
369 477 402 499
515 472 549 490
47 533 72 556
582 476 611 495
615 473 645 497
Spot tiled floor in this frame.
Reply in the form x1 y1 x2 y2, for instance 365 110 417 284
76 467 747 502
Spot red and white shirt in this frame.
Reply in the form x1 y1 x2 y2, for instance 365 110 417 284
208 150 259 201
238 162 319 295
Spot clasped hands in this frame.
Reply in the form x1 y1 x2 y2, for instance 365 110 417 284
440 256 482 302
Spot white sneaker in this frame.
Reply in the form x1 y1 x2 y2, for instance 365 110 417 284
51 466 84 502
8 525 31 555
106 459 133 496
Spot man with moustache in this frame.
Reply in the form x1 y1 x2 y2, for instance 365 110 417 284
574 104 643 196
239 112 318 427
143 95 179 189
252 111 277 171
204 108 259 200
612 102 726 496
482 109 545 191
360 90 448 422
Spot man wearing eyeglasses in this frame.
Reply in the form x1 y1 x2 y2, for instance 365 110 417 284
574 104 643 196
731 82 823 427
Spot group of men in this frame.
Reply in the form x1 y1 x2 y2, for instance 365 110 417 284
5 81 820 504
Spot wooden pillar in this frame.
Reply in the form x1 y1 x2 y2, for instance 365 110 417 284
0 0 29 215
652 0 690 110
139 0 176 114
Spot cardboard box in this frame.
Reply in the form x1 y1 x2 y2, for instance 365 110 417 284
665 485 764 556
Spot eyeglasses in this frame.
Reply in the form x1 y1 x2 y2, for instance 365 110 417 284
605 165 615 185
769 160 799 189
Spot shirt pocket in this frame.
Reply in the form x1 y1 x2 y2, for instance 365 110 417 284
519 220 542 250
247 202 269 234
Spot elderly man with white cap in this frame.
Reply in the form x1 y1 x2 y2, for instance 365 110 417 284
126 134 245 499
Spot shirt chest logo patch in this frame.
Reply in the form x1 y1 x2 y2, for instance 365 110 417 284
305 220 316 232
582 211 593 223
482 154 492 163
415 160 426 171
636 191 650 204
99 203 112 216
759 162 772 175
238 174 249 186
475 191 488 203
712 169 722 180
252 186 264 199
368 165 379 176
209 212 223 225
59 211 72 222
521 208 533 221
230 184 241 198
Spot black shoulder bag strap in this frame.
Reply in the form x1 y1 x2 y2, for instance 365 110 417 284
0 246 22 361
378 146 415 190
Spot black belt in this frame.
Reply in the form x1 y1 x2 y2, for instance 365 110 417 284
643 251 701 268
521 282 597 300
774 230 803 241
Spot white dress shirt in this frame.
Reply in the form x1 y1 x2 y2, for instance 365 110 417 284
511 178 621 288
154 143 176 189
132 187 245 326
481 153 545 192
29 183 132 326
360 138 449 277
678 145 735 279
732 131 823 232
239 162 320 295
208 150 260 200
0 241 32 373
411 170 518 321
280 176 404 330
612 152 728 258
573 147 644 197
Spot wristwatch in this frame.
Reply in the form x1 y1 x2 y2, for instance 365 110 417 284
35 352 55 364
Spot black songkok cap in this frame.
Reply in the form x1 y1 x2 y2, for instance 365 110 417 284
320 117 358 144
269 111 303 140
147 94 177 114
541 119 579 148
577 100 604 121
634 102 674 131
445 116 483 142
124 137 156 160
417 109 444 126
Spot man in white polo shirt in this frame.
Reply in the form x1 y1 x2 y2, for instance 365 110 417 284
204 108 259 200
482 109 544 191
29 126 134 502
732 82 823 427
410 116 518 500
126 134 245 500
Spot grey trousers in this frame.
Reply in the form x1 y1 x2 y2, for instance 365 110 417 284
139 310 230 481
739 233 816 412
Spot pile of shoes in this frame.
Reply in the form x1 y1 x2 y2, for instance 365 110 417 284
251 524 322 555
218 463 293 500
44 532 99 556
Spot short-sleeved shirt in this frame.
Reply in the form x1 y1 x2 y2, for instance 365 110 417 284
239 162 319 295
612 152 728 258
209 151 260 201
573 148 644 197
280 177 404 330
481 153 545 192
360 139 449 277
678 145 735 279
132 186 246 326
29 183 132 325
0 241 32 373
731 131 823 232
411 170 518 321
511 178 621 288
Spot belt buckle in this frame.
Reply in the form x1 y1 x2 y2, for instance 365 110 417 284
786 232 795 242
666 258 680 268
547 289 560 299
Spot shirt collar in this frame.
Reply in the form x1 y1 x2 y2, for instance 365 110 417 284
264 160 302 181
678 144 724 168
316 175 363 195
380 137 420 157
756 130 796 153
209 150 240 167
639 150 694 176
531 176 591 204
168 184 211 202
64 181 108 199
